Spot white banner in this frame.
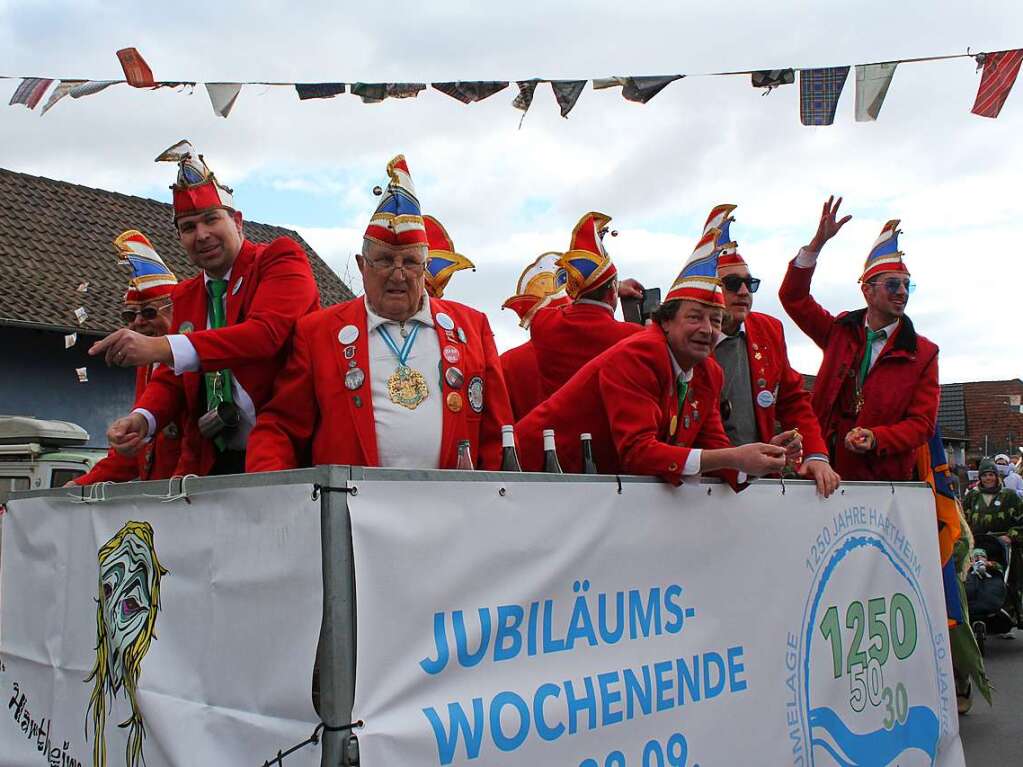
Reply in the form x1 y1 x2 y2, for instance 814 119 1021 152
350 478 964 767
0 483 323 767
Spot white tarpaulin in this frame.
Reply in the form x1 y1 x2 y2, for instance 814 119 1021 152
0 483 323 766
350 478 964 767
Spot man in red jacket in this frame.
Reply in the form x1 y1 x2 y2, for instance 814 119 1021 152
779 197 939 481
706 204 841 498
246 155 513 472
74 230 183 485
516 229 786 482
500 252 571 420
529 212 644 397
91 141 320 476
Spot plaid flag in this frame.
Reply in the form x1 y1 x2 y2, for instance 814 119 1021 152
593 75 682 104
351 82 426 103
512 80 540 112
971 49 1023 118
116 47 155 88
855 62 897 121
295 83 346 100
799 66 850 125
9 78 53 109
751 69 794 90
432 81 509 104
551 80 586 117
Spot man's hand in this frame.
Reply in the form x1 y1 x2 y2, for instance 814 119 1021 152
844 427 876 454
62 479 78 488
799 460 842 498
731 442 787 476
807 195 852 253
618 278 645 300
89 329 172 368
108 413 149 456
771 429 803 463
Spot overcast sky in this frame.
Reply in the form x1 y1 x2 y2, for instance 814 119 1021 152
1 1 1021 383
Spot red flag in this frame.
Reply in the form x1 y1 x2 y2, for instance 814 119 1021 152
116 47 155 88
971 49 1023 118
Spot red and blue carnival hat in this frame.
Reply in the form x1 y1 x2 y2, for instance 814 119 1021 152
556 211 618 300
423 215 475 298
155 140 234 220
861 220 910 283
502 252 571 329
364 155 429 248
665 228 725 307
115 230 177 302
703 203 747 269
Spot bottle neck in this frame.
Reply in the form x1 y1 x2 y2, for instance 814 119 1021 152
502 430 515 449
543 434 556 452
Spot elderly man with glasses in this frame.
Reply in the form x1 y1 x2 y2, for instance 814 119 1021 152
779 197 939 481
246 155 513 472
705 205 840 498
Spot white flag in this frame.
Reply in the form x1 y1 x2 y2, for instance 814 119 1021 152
855 63 898 122
205 83 242 117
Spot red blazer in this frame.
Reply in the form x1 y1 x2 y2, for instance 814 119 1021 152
76 365 183 485
246 297 514 472
530 302 642 397
500 341 545 421
779 260 939 481
136 237 320 475
716 311 828 457
515 325 734 484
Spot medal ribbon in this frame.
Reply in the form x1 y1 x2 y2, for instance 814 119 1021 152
377 323 421 367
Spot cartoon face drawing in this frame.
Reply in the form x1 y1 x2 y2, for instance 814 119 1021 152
99 530 157 693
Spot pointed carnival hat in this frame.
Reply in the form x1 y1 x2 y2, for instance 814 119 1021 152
665 228 726 307
364 154 429 247
703 204 747 269
155 140 234 220
115 230 177 302
502 252 571 329
861 220 909 283
556 211 618 300
423 215 475 298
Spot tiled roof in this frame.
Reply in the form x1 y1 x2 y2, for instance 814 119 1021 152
937 383 966 439
961 378 1023 457
0 167 353 335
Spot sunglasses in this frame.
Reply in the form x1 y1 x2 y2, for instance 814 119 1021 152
122 305 169 324
870 277 916 294
720 275 761 293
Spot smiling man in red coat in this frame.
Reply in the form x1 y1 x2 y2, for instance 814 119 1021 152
91 141 320 476
779 197 939 482
529 212 645 397
516 229 786 483
705 204 841 498
246 155 513 472
500 252 571 419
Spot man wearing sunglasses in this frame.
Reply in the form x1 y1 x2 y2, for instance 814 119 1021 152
73 231 183 485
779 197 939 482
705 205 840 498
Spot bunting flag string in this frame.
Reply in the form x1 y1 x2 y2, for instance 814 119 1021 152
1 45 1020 122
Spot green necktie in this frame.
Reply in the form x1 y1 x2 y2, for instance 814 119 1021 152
859 328 887 385
204 279 233 449
676 376 689 416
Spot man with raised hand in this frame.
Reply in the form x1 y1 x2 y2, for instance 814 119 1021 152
92 141 320 476
779 197 939 481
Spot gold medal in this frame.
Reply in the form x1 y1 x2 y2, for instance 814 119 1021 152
447 392 463 412
387 365 429 409
669 414 678 436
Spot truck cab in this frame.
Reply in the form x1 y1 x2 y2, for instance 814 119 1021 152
0 416 108 504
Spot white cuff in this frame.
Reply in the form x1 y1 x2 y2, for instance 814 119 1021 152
794 247 819 269
167 334 200 375
682 449 702 477
132 408 157 444
804 453 830 463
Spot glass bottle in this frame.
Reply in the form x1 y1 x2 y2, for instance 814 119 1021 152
456 439 474 470
580 433 598 474
500 425 522 472
542 429 563 474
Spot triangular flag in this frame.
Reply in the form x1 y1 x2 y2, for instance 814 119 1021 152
593 75 682 104
512 80 540 112
751 69 795 91
971 49 1023 118
799 66 850 126
205 83 242 117
855 63 897 122
295 83 346 100
550 80 586 118
117 47 155 87
432 81 509 104
70 80 117 98
351 82 426 103
9 78 53 109
40 80 84 114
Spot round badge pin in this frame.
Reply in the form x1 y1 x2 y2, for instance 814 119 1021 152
345 368 365 390
179 321 194 334
338 324 359 345
445 367 464 389
756 389 775 408
344 345 356 359
443 346 461 364
446 392 463 412
467 376 484 413
436 313 455 331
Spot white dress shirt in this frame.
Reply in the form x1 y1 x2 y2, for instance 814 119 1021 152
134 269 256 450
864 318 900 375
365 297 444 468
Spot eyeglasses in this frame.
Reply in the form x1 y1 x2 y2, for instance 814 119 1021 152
870 277 916 294
122 305 170 324
720 275 761 293
363 256 426 276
